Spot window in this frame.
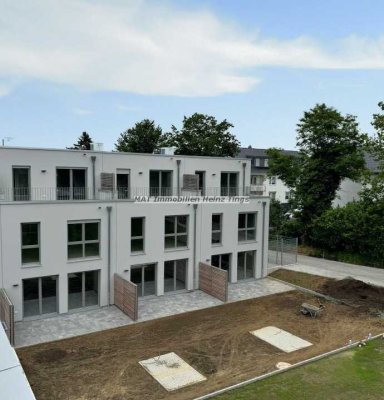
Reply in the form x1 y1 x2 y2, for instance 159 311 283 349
237 251 255 280
269 176 276 185
23 276 58 317
264 158 269 167
164 215 188 249
251 175 265 186
238 213 257 242
285 191 291 200
254 158 260 167
68 221 100 259
211 214 222 245
116 170 130 199
164 259 187 292
13 167 30 201
131 264 156 297
220 172 238 196
131 217 144 253
68 270 99 309
211 253 231 280
21 223 40 264
57 168 87 200
150 170 172 196
195 171 205 195
269 191 276 200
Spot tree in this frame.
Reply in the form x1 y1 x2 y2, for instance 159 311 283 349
115 119 170 153
267 104 367 242
170 113 240 157
68 131 93 150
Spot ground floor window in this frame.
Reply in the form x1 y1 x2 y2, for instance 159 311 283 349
23 275 58 318
237 251 256 280
211 253 231 280
131 264 156 297
68 270 99 310
164 259 187 292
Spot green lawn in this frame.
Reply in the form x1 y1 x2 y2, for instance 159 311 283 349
215 339 384 400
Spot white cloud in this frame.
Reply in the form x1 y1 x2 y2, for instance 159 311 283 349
73 108 93 115
0 0 383 97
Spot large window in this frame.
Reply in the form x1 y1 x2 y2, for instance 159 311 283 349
131 264 156 297
164 215 188 249
149 170 172 196
68 270 99 310
164 259 187 292
237 251 255 280
57 168 87 200
23 276 58 318
21 223 40 264
220 172 238 196
211 214 222 245
13 167 30 201
131 217 145 253
68 221 100 259
238 213 256 242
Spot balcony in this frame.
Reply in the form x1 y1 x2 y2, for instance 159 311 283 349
250 184 266 195
0 186 252 202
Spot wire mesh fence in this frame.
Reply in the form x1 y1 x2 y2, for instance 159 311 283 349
268 235 298 267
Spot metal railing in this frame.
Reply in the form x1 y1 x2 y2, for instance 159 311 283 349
0 186 253 202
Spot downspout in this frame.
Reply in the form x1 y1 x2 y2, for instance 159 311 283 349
261 201 267 277
176 159 181 197
242 162 246 196
193 204 198 289
91 156 96 200
107 206 112 305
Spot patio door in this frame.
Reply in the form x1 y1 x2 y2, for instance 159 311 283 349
13 166 30 201
237 251 256 280
164 259 187 292
23 276 58 318
131 264 156 297
116 169 130 199
68 270 99 310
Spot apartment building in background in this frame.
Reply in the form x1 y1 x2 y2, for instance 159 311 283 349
0 147 269 321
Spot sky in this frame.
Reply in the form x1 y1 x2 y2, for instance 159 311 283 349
0 0 384 151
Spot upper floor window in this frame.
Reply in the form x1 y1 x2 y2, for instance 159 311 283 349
251 175 265 186
211 214 222 245
269 191 276 200
220 172 238 196
264 158 269 167
238 213 256 242
150 170 172 196
254 158 261 167
131 217 145 253
68 221 100 259
21 222 40 264
164 215 188 249
57 168 87 200
269 176 276 185
13 167 30 201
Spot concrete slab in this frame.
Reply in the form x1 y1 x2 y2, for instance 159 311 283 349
139 352 206 391
250 326 312 353
0 366 36 400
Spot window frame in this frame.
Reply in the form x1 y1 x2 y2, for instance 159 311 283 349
56 167 87 200
211 213 222 245
164 215 189 250
238 212 257 242
67 220 100 260
237 250 256 280
269 176 276 185
21 222 40 265
131 217 145 253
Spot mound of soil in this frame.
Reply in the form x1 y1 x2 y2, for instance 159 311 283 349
321 278 384 311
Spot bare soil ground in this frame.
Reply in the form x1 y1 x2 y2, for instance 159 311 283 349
17 287 384 400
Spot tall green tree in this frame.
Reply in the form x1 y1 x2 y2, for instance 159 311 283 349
170 113 240 157
267 104 367 242
115 119 170 153
68 131 93 150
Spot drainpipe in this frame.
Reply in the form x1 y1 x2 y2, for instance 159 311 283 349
242 162 246 196
107 206 112 305
193 204 198 289
261 201 267 277
91 156 96 200
176 159 181 197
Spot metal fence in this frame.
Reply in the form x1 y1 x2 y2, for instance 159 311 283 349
0 288 15 345
268 235 298 267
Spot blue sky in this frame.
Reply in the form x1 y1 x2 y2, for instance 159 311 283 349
0 0 383 150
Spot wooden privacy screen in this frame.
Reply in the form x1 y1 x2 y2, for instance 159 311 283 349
0 289 15 345
199 262 228 302
114 274 138 321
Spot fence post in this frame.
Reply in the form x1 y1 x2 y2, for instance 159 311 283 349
275 235 278 265
280 238 284 266
295 237 298 263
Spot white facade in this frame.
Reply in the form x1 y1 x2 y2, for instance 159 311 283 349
0 147 269 321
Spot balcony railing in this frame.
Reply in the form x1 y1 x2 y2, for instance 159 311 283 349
0 186 253 202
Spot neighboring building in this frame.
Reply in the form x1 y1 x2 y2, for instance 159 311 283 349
0 147 269 321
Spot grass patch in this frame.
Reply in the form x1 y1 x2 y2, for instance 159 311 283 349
215 339 384 400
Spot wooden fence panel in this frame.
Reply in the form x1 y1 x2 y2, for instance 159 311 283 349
114 274 138 321
199 262 228 302
0 289 15 346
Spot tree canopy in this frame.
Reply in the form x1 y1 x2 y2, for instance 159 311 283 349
169 113 240 157
68 131 93 150
115 119 170 153
267 103 367 241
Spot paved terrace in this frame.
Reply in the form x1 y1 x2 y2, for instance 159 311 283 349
15 278 292 348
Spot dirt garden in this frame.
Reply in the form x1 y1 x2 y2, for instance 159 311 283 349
17 275 384 400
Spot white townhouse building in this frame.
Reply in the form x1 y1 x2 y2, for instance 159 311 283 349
0 147 270 321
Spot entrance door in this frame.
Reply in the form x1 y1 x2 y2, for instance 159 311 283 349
116 170 130 199
13 167 30 201
237 251 255 280
131 264 156 297
68 270 99 310
23 276 58 318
